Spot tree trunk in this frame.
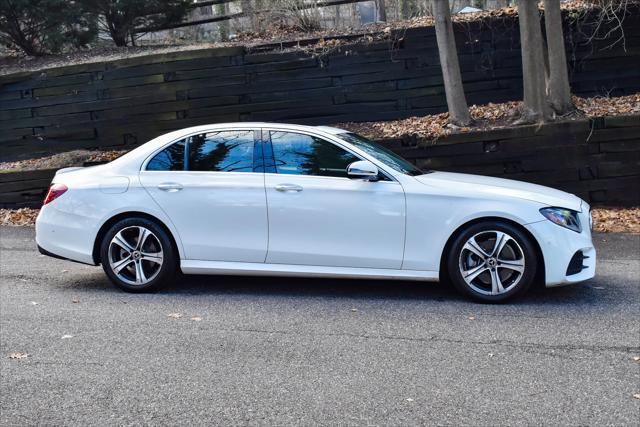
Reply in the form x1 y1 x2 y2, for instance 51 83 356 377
376 0 387 22
486 0 507 9
517 1 552 122
218 2 230 40
109 28 129 47
240 0 253 31
432 0 472 126
543 0 574 114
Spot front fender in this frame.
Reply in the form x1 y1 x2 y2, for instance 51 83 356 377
402 193 543 271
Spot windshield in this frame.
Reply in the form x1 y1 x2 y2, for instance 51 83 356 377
337 133 425 176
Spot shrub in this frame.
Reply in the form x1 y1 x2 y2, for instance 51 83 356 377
82 0 191 46
0 0 97 56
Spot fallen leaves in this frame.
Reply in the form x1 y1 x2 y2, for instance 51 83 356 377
592 207 640 234
167 313 204 322
87 150 127 164
339 94 640 142
8 352 28 359
575 94 640 117
0 149 126 173
0 208 39 226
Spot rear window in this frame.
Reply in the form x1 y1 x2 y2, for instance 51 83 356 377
146 130 254 172
147 139 186 171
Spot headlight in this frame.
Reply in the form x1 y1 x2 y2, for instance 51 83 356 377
540 207 582 233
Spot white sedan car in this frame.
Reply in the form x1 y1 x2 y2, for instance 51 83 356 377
36 123 596 302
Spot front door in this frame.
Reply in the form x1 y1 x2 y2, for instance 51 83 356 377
263 129 406 269
139 129 268 262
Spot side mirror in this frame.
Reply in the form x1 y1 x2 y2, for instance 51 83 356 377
347 160 379 181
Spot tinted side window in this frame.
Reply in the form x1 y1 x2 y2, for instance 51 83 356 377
188 130 254 172
147 139 186 171
270 131 359 178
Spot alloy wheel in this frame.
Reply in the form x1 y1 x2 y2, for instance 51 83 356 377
108 226 164 286
458 230 526 296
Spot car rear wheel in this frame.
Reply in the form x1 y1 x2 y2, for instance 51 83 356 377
447 221 538 303
100 218 177 292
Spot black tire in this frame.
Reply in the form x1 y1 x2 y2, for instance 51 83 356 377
446 221 538 303
100 217 177 292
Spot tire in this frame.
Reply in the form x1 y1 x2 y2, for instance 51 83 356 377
446 221 538 303
100 217 177 292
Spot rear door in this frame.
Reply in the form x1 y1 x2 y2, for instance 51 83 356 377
263 129 406 269
139 129 268 262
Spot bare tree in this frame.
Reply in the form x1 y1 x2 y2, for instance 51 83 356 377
517 0 552 122
432 0 472 126
543 0 574 114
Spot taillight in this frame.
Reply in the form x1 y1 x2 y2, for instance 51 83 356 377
43 183 68 205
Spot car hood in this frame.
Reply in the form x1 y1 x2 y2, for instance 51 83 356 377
414 172 583 211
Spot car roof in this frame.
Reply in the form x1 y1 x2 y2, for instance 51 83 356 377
160 122 349 136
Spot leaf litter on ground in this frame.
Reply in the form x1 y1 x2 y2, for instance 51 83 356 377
8 352 29 359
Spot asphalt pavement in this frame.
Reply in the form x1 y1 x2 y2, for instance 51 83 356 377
1 226 639 426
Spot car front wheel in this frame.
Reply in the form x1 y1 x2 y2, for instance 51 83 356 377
447 221 538 303
100 218 177 292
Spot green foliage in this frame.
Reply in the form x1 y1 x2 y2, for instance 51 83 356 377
82 0 191 46
0 0 97 56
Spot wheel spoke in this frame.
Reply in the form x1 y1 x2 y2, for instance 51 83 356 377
490 269 505 295
136 227 150 251
134 260 147 284
498 259 525 273
112 231 135 253
463 264 488 282
464 237 490 259
111 256 133 274
141 251 163 265
491 232 510 257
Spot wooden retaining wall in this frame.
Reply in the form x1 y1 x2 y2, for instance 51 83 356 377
0 169 57 208
2 114 638 208
388 115 640 206
1 11 639 161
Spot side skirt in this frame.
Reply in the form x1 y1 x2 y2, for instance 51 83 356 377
180 260 439 281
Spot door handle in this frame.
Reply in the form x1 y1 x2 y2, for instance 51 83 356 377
275 183 303 192
157 182 183 192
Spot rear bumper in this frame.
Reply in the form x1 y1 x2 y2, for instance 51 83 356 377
35 205 97 265
37 244 94 265
525 215 596 287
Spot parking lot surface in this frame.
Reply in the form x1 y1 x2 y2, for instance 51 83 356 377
1 226 639 425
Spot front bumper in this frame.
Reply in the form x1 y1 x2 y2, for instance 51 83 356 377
525 208 596 287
